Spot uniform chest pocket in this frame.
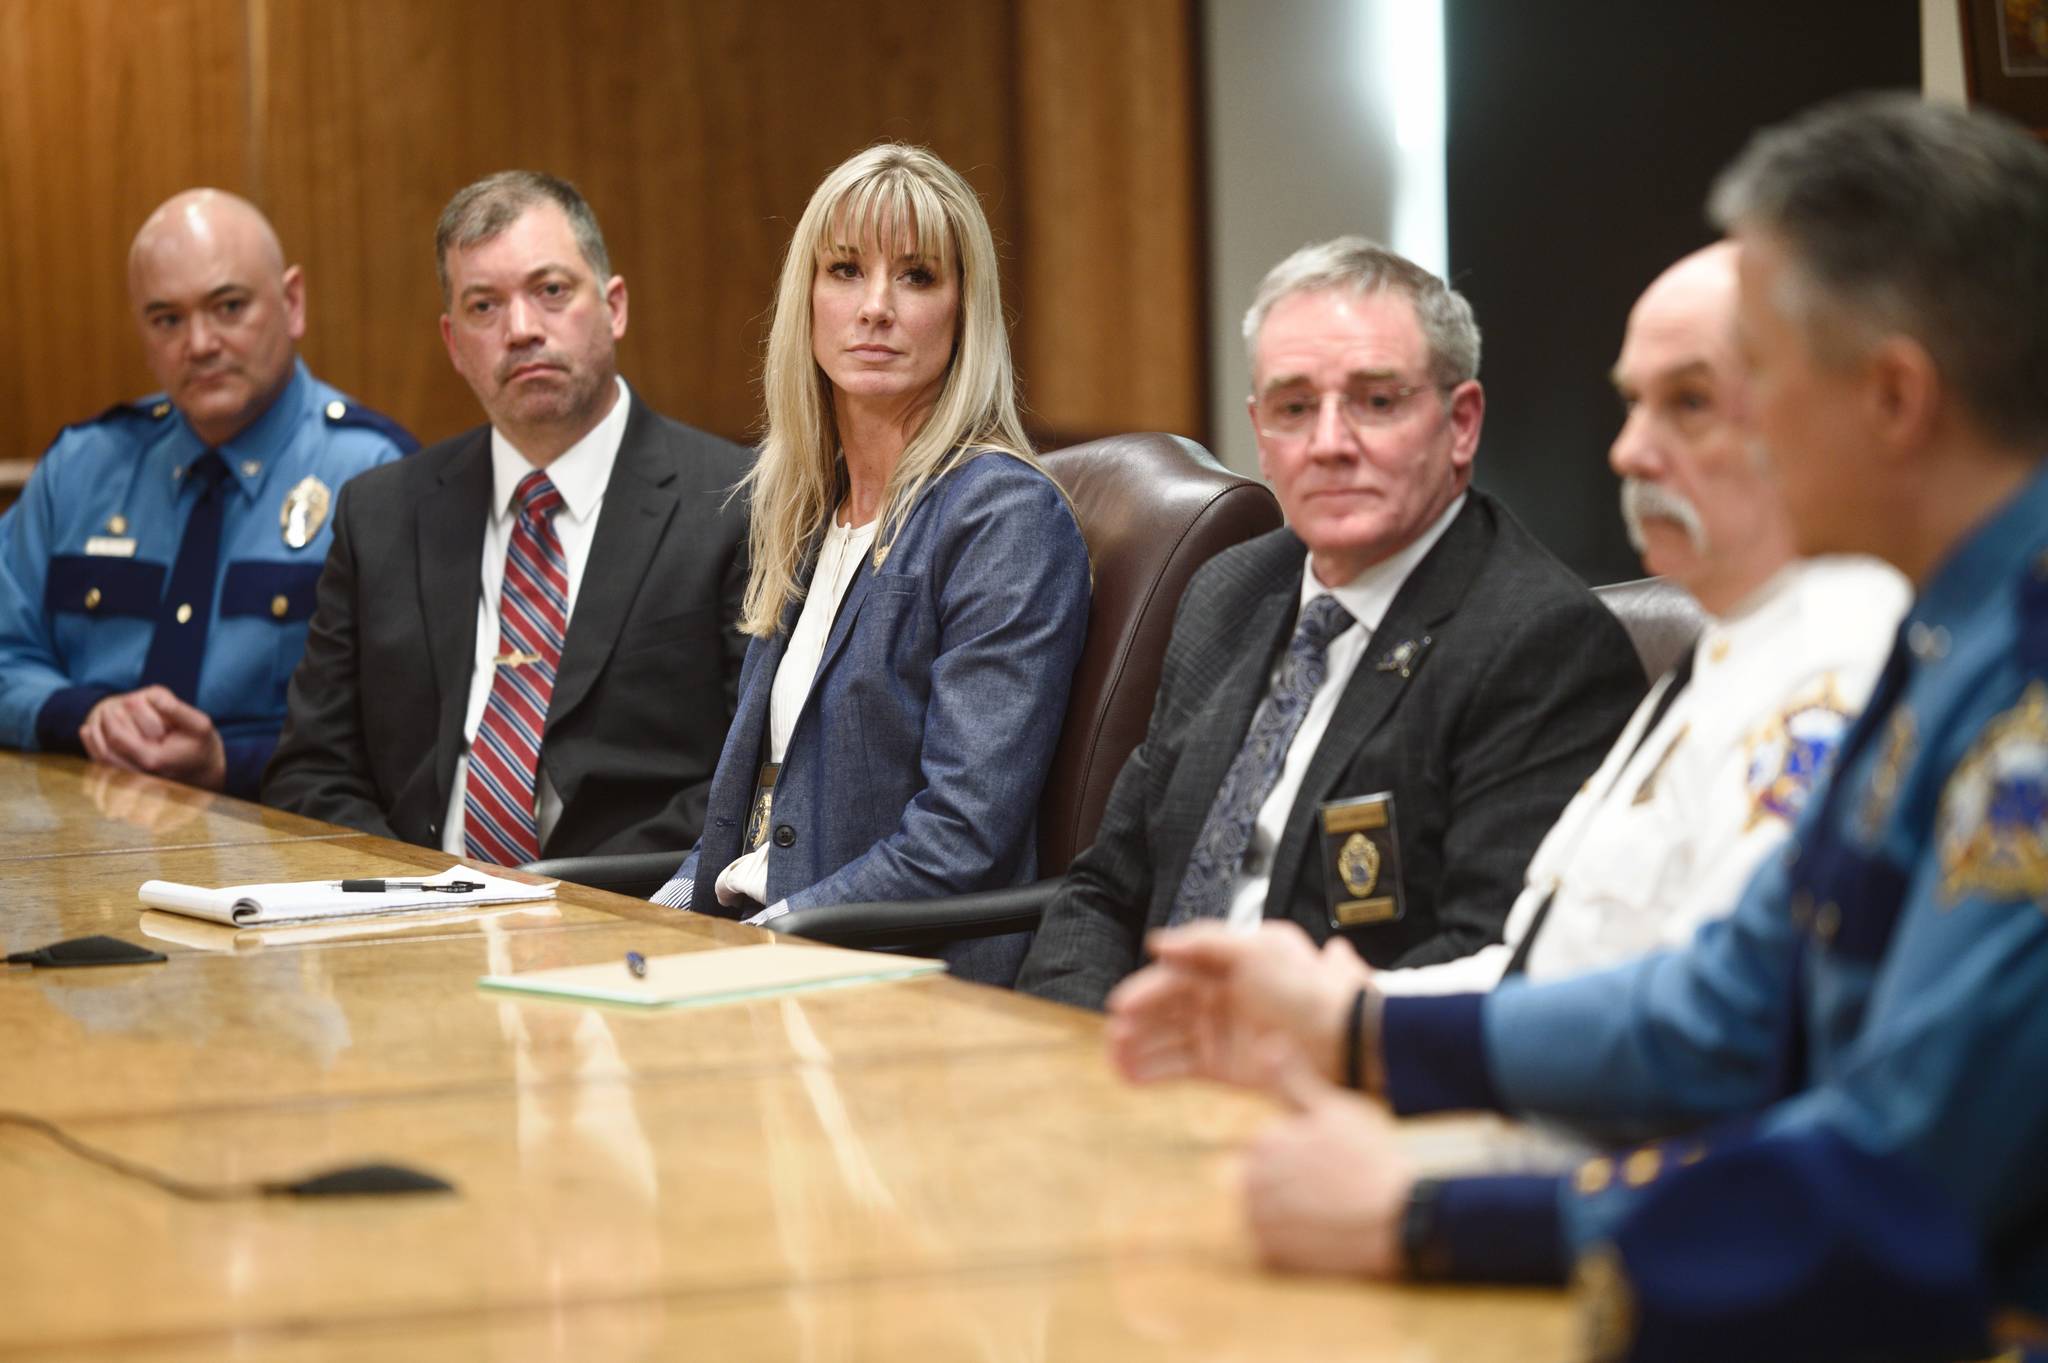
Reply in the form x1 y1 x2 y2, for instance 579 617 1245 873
219 561 326 693
219 561 324 624
46 555 165 619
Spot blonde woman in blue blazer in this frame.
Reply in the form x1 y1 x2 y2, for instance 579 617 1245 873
654 144 1090 984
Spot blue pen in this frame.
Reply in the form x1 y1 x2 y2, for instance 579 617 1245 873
625 951 648 979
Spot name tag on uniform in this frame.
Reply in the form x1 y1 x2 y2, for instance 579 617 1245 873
84 536 136 558
1320 790 1404 928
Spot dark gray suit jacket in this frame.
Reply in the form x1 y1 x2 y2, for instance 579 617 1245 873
1016 491 1645 1010
262 393 750 857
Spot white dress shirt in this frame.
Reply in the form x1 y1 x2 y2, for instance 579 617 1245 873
1372 554 1909 994
715 514 879 908
441 377 631 858
1224 494 1466 929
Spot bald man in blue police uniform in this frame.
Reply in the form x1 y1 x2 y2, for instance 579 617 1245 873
1102 97 2048 1363
0 190 413 799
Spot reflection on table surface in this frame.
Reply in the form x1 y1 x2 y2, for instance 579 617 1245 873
0 752 1570 1357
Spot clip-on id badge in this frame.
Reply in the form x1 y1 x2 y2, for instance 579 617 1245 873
1320 790 1404 929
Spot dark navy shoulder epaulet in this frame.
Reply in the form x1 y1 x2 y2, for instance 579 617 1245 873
319 397 420 455
2022 547 2048 678
53 395 175 447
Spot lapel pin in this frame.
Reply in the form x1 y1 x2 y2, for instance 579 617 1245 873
1375 635 1432 678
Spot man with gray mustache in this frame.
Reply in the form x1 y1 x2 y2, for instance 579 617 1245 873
1405 240 1909 990
1107 241 1908 1043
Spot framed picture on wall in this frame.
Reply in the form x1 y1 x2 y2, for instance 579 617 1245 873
1959 0 2048 136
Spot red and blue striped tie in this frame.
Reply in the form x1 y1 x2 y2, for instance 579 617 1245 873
464 471 567 866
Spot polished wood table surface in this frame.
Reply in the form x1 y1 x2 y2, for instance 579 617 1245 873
0 754 1572 1359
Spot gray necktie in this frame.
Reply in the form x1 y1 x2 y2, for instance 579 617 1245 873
1170 592 1356 924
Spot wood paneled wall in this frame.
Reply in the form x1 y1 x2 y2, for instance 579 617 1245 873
0 0 1204 468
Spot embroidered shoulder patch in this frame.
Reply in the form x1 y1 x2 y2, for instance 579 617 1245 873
1743 679 1854 830
1937 681 2048 904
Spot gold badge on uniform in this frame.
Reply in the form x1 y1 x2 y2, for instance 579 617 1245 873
279 475 332 550
1936 681 2048 904
1320 790 1403 927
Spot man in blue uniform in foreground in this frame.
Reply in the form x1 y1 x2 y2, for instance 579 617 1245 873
0 190 413 798
1106 95 2048 1362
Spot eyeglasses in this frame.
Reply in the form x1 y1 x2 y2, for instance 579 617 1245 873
1254 381 1448 443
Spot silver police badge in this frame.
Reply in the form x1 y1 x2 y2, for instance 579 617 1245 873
1937 681 2048 904
280 475 331 550
1742 681 1853 830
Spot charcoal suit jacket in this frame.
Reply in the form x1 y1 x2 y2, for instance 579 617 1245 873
1017 490 1645 1009
263 392 751 857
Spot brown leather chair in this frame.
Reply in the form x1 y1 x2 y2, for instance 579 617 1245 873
1592 576 1705 682
526 435 1281 927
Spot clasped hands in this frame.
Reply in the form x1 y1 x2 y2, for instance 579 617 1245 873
78 685 227 791
1105 921 1413 1279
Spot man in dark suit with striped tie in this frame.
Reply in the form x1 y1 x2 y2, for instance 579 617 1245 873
264 171 750 862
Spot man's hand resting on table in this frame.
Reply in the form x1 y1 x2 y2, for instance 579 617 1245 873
1243 1047 1414 1278
79 686 227 792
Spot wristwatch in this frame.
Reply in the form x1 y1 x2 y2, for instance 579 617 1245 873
1401 1176 1450 1279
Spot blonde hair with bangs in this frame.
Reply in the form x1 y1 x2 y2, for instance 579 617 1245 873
740 143 1039 637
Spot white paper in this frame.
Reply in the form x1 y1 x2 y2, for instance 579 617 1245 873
138 864 555 927
138 901 562 953
479 941 945 1008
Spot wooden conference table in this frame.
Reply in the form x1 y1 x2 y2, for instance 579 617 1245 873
0 753 1571 1359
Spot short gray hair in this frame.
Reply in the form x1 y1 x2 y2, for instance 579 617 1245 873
1709 92 2048 450
1242 236 1481 389
435 170 612 302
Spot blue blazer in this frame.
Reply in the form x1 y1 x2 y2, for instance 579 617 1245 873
668 450 1090 921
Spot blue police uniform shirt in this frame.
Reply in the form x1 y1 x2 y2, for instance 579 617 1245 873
1377 459 2048 1348
0 360 413 797
1571 1128 2006 1363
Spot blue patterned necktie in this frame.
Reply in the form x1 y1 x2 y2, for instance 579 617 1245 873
138 450 230 703
1171 592 1356 923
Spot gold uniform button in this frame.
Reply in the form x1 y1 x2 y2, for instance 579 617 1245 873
325 400 347 420
1575 1157 1614 1195
176 603 193 625
270 594 289 619
106 515 127 535
84 587 102 610
1622 1148 1663 1187
150 401 171 419
1814 901 1841 944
